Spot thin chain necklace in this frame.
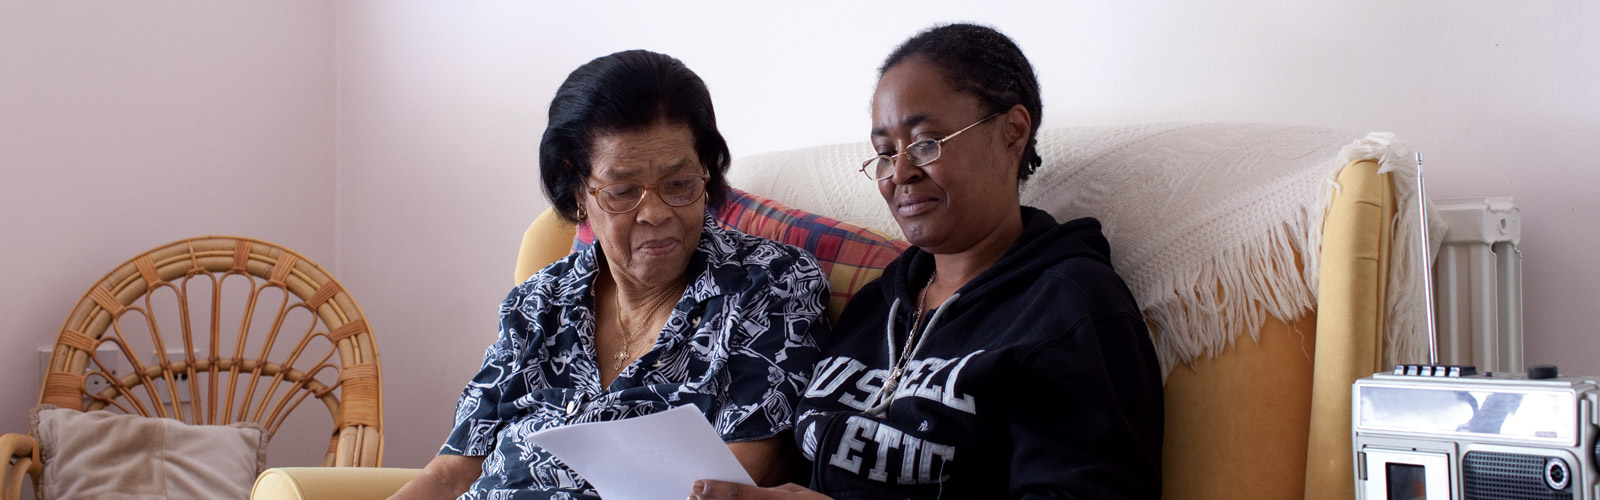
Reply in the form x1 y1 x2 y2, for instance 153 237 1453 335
612 280 681 372
874 270 937 408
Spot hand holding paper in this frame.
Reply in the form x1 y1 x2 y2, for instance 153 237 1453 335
530 404 754 500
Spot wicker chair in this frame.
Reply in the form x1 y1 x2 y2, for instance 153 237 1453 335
0 236 382 500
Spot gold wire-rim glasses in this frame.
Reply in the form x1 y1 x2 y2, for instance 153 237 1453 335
859 111 1004 181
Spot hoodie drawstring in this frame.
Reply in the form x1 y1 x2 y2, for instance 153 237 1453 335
866 292 961 415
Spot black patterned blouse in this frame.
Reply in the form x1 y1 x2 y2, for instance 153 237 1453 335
440 212 829 500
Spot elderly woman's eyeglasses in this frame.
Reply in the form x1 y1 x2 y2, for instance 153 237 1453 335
584 173 711 214
859 112 1004 181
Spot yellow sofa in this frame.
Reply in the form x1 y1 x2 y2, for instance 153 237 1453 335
253 124 1424 500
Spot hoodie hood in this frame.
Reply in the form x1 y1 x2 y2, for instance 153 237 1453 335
878 206 1114 317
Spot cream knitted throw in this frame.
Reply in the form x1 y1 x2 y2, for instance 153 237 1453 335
728 123 1435 376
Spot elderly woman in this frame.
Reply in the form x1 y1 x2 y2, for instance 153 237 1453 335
692 24 1164 499
389 50 828 500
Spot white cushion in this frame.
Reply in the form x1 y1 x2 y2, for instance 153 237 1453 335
31 405 267 500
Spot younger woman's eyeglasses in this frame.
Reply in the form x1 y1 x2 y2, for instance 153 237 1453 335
859 111 1003 181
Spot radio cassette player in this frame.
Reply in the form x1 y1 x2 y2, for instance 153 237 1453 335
1354 364 1599 500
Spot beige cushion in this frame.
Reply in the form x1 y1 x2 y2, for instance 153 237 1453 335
31 405 267 500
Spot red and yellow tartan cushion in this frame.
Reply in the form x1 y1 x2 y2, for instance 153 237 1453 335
573 187 907 320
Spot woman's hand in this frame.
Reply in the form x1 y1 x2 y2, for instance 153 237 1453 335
689 480 833 500
387 454 484 500
726 437 787 486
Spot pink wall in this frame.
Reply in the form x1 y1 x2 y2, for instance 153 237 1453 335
332 3 557 467
0 2 337 469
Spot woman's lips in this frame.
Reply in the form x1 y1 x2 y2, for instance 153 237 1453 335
896 193 939 217
637 238 679 257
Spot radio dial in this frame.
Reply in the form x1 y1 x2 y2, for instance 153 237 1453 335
1546 457 1570 490
1528 365 1560 380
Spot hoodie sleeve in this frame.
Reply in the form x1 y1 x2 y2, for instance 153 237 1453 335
1007 310 1165 499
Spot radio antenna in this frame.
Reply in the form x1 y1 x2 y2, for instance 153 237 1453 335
1416 152 1440 365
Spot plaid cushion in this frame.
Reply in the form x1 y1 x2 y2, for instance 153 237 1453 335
573 187 908 319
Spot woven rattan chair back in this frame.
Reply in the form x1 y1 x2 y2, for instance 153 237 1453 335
37 236 382 467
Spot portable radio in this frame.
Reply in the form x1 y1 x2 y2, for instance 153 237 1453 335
1353 364 1597 500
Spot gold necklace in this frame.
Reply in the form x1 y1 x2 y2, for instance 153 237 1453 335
612 280 681 372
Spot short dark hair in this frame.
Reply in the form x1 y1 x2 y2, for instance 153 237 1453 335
881 23 1044 182
540 50 731 222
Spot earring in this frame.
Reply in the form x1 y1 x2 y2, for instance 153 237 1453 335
576 207 586 220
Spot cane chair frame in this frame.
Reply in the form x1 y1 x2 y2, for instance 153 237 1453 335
4 236 381 497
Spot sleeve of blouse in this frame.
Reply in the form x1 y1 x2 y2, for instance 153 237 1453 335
715 249 830 443
438 285 530 456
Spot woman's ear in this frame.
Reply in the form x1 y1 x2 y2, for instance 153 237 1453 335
572 185 590 220
1002 104 1032 158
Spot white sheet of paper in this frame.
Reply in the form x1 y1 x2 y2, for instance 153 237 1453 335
530 404 755 499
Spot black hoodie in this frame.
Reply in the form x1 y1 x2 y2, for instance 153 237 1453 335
794 207 1163 499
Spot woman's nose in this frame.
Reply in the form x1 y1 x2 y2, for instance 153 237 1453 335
632 189 673 225
887 153 924 185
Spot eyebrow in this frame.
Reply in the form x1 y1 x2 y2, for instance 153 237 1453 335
595 158 693 181
871 114 930 138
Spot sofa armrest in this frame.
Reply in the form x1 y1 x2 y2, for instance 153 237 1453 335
252 467 422 500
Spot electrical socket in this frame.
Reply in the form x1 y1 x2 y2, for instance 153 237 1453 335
38 346 122 396
149 350 192 404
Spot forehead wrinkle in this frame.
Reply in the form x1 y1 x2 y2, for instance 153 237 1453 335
589 129 697 180
871 114 930 138
594 158 693 181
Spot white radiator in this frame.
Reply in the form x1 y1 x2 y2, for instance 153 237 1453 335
1431 196 1523 374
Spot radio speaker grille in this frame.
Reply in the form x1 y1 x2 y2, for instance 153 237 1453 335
1463 451 1570 500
